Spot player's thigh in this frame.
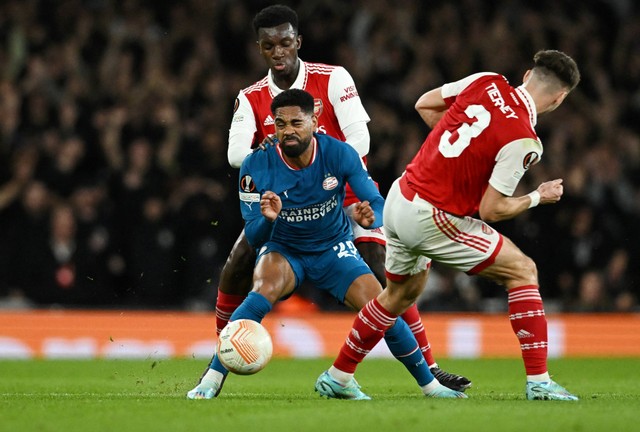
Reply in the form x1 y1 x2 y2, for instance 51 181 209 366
253 247 298 303
345 203 387 282
477 235 538 288
306 239 375 304
383 181 431 278
355 241 386 285
378 270 430 315
219 229 257 294
355 240 385 267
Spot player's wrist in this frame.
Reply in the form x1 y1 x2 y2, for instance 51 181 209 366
527 191 541 208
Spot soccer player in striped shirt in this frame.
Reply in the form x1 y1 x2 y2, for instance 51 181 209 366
318 50 581 401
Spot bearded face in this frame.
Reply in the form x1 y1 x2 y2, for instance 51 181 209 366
273 106 317 159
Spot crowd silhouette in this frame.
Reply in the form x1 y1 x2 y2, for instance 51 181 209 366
0 0 638 312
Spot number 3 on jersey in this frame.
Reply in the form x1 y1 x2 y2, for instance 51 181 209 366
438 104 491 158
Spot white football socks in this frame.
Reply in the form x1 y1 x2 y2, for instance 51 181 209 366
201 368 225 388
328 366 354 385
421 378 443 395
527 372 551 383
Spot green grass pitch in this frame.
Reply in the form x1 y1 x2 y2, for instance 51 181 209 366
1 357 639 432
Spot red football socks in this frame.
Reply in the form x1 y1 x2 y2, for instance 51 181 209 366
401 303 436 366
215 291 246 335
508 285 548 375
333 298 397 373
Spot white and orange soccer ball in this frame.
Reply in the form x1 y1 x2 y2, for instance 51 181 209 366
217 319 273 375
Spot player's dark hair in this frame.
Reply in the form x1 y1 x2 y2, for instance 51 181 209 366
271 89 315 115
252 5 299 35
533 50 580 91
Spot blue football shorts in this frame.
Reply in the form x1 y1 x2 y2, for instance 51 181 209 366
256 239 372 303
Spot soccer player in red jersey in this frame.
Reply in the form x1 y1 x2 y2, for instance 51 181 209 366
317 50 581 401
211 4 470 391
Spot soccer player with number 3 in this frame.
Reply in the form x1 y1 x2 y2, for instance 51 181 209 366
317 50 581 401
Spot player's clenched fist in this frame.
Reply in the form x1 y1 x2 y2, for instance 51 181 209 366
352 200 375 228
537 179 564 204
260 191 282 222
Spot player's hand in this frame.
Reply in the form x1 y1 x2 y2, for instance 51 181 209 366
256 134 278 151
537 179 564 204
352 200 375 228
260 191 282 222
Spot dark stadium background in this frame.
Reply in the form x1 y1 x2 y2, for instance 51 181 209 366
0 0 638 314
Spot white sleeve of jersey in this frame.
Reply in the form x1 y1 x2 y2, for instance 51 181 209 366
341 121 370 157
228 91 258 169
328 65 370 132
441 72 499 98
489 138 543 196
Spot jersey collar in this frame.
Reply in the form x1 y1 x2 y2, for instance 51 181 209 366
276 136 317 170
268 60 307 97
515 85 537 128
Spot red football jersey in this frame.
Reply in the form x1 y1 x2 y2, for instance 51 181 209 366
229 60 370 205
405 73 541 216
243 64 345 144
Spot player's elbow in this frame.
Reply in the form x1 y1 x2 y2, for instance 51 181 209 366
354 139 370 158
478 210 501 224
478 203 505 223
227 149 244 169
343 122 370 157
415 108 441 129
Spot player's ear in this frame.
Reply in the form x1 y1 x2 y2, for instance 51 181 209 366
296 35 302 50
523 69 532 85
553 90 568 106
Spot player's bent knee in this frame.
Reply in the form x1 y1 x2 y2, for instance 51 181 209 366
251 280 286 304
381 277 425 314
518 256 538 279
505 255 538 286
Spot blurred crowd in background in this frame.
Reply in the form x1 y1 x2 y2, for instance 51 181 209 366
0 0 638 313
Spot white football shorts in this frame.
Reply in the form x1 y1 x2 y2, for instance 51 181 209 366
384 176 503 281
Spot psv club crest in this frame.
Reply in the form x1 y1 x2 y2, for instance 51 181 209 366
322 175 338 190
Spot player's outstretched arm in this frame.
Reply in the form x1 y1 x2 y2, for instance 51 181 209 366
415 87 447 129
535 179 564 204
478 179 563 223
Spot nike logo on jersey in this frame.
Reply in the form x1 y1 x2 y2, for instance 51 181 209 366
263 115 274 126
